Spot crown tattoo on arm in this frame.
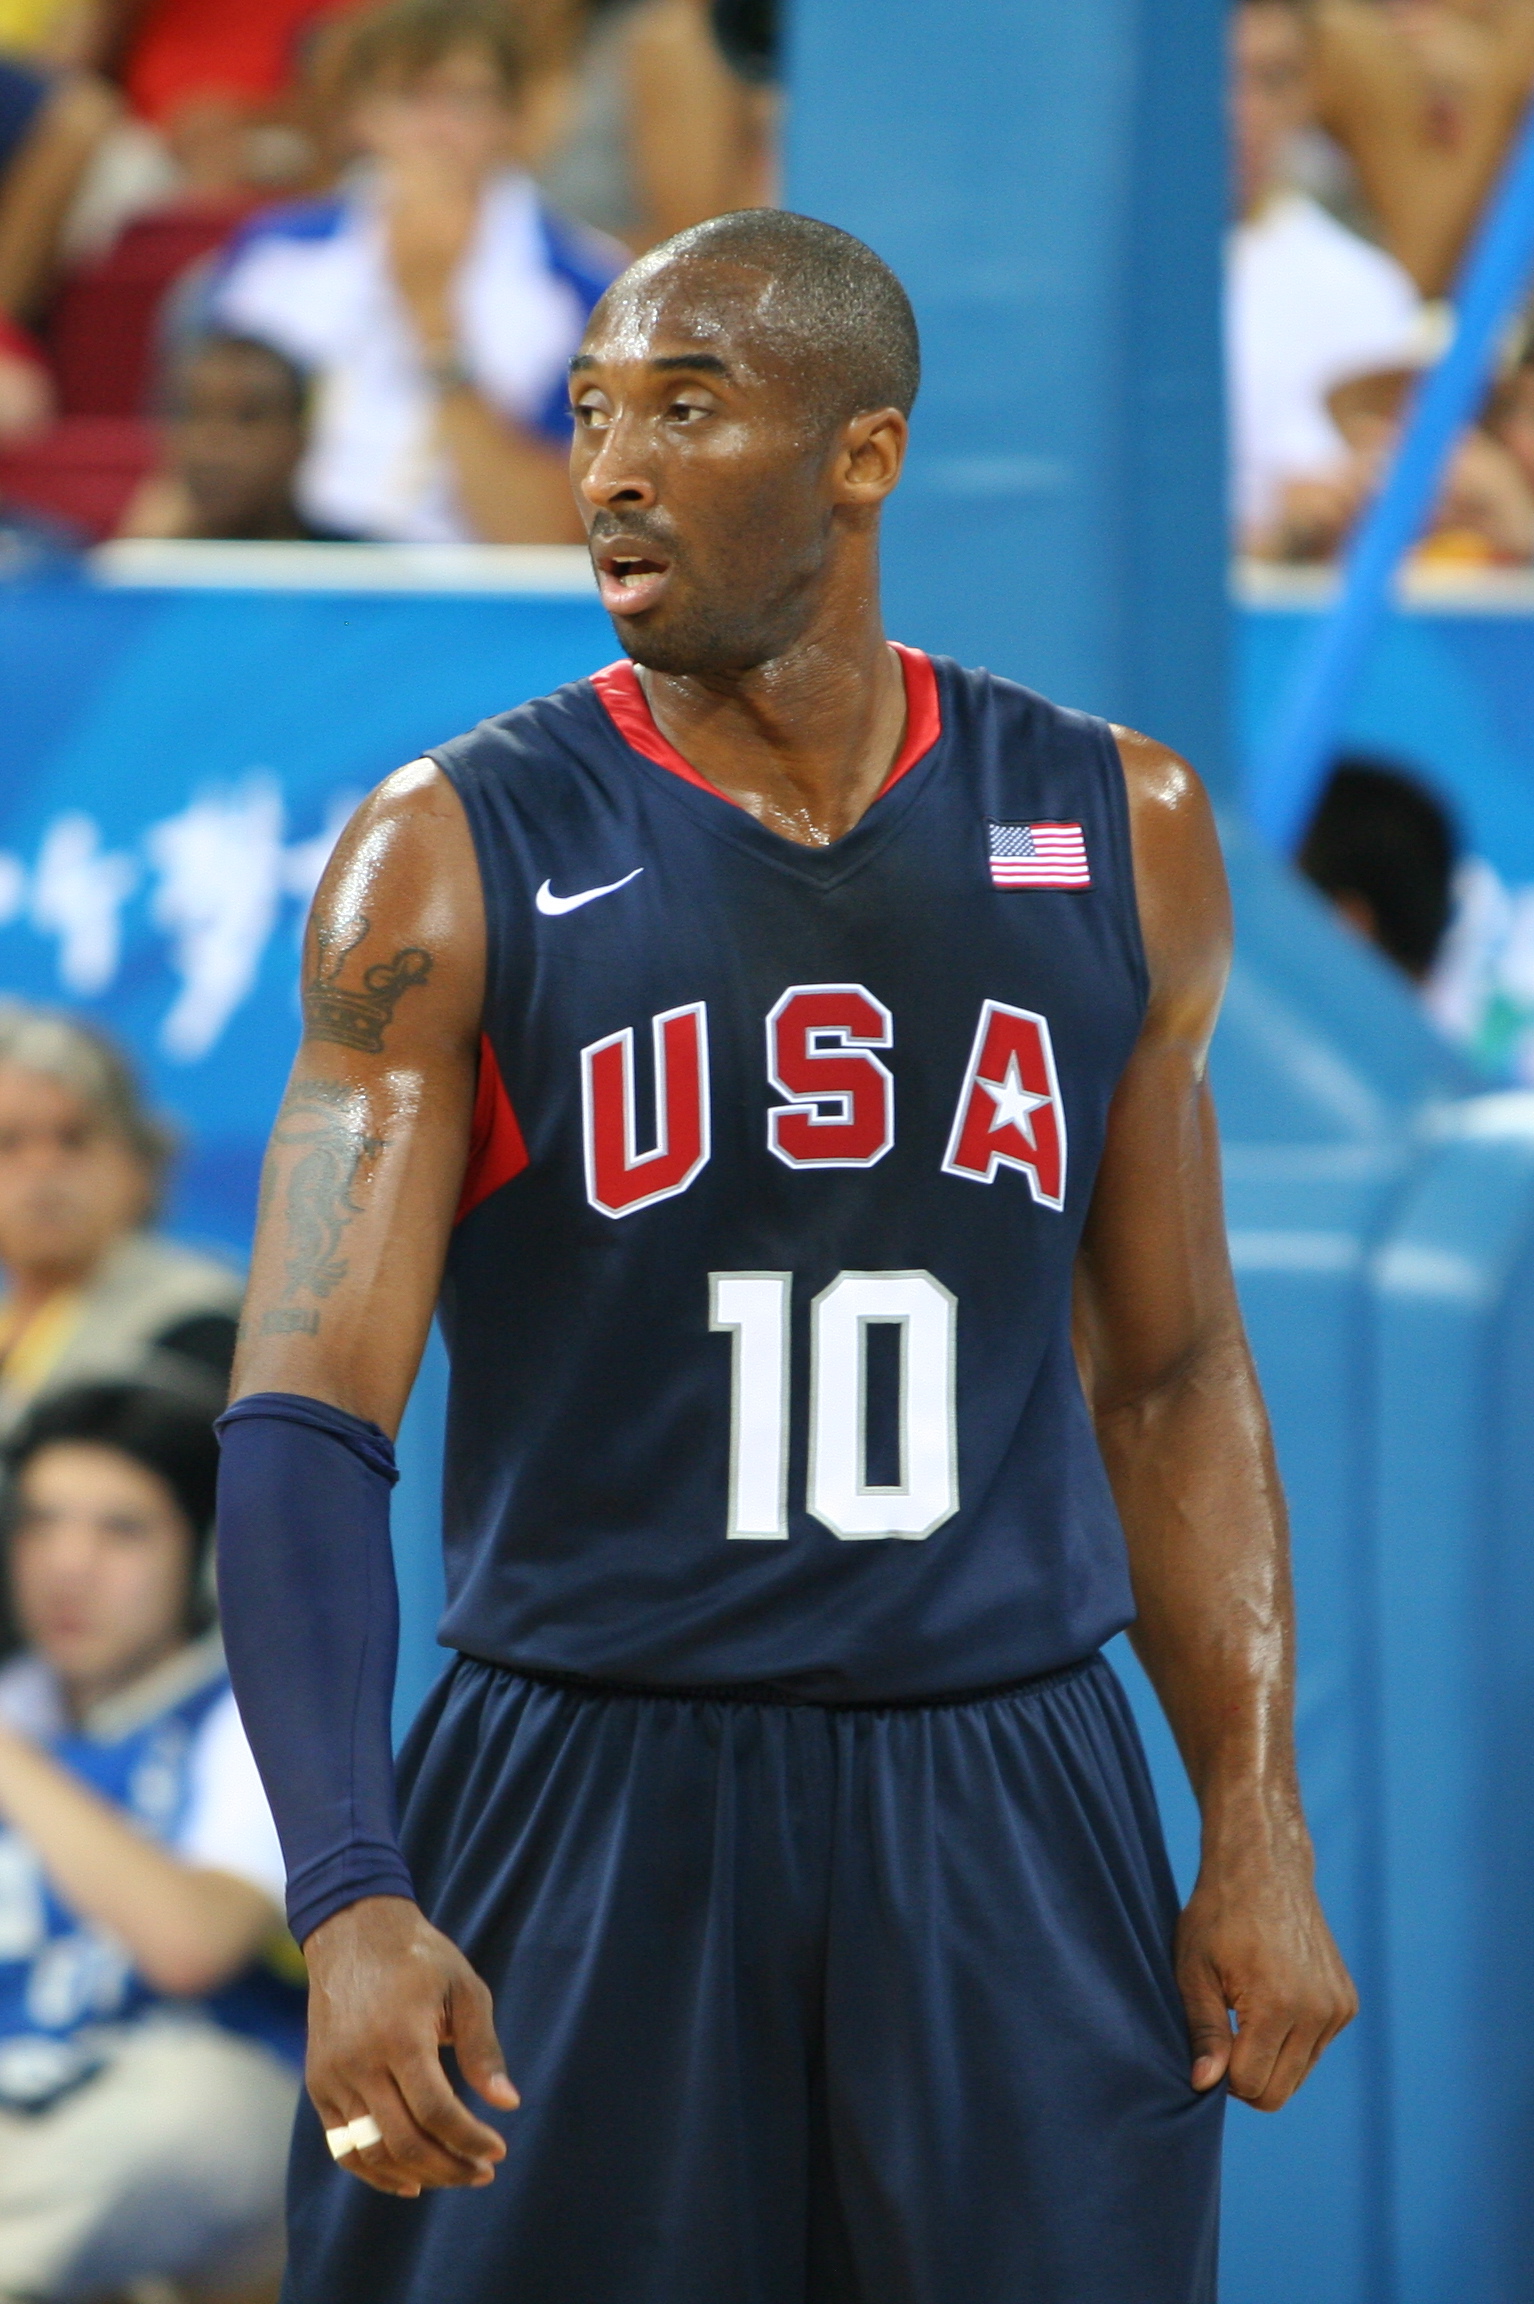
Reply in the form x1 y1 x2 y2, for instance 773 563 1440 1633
304 914 435 1054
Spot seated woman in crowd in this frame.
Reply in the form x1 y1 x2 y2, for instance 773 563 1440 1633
0 1380 301 2304
0 1005 243 1441
207 0 624 545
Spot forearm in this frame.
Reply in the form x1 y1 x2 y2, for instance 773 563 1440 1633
0 1727 276 1993
432 385 584 544
1097 1328 1302 1838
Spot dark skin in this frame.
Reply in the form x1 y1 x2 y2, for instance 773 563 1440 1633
168 342 313 542
230 252 1356 2198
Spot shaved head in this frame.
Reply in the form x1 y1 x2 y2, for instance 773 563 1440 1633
570 212 917 677
609 209 920 434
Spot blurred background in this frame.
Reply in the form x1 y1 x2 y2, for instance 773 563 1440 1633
0 0 1532 2297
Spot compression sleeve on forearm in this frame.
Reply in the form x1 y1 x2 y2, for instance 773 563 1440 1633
215 1391 417 1945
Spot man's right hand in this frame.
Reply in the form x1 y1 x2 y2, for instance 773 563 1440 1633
303 1895 519 2197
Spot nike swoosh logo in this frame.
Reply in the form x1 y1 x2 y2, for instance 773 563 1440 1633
535 868 645 916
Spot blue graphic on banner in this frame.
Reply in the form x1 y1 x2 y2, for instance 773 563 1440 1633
0 581 613 1252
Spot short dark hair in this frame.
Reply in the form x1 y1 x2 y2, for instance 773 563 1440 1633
333 0 529 100
5 1382 221 1560
174 332 311 421
638 209 921 428
1298 756 1458 978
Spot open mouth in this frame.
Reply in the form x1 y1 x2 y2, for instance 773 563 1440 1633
593 545 673 617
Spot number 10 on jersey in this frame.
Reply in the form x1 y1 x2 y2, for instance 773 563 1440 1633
709 1270 959 1543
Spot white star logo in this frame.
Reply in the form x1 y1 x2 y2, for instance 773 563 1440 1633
983 1052 1051 1142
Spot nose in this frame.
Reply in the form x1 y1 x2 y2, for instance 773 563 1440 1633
577 416 659 515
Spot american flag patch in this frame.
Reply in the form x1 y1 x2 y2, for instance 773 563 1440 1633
987 821 1091 888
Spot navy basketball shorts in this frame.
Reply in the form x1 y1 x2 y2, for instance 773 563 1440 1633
283 1651 1223 2304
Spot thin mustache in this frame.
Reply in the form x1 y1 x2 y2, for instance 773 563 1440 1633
588 514 677 554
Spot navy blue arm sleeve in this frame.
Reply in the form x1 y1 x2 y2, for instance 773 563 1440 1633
215 1392 417 1945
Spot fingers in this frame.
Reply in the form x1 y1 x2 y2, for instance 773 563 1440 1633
355 2065 502 2192
1179 1961 1235 2092
392 2040 509 2171
449 1968 520 2112
311 2087 423 2200
1226 2012 1301 2110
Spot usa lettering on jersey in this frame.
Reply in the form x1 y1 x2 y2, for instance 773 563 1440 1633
579 986 1066 1216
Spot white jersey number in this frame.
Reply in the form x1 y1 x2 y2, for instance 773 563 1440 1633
710 1269 958 1543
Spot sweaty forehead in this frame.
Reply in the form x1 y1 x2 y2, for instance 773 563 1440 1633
580 257 809 388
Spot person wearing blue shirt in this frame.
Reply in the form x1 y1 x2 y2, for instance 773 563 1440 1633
0 1382 302 2304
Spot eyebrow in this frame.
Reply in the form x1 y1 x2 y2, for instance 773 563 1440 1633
567 351 734 379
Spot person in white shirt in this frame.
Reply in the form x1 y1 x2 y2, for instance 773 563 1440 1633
0 1381 302 2304
1228 0 1424 548
208 0 625 546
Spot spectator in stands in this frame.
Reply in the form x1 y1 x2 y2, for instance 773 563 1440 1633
1230 0 1425 552
0 1381 300 2303
538 0 775 251
1312 0 1534 297
208 0 623 544
1264 351 1534 564
0 1007 243 1441
119 328 356 538
0 53 117 318
0 305 49 435
1298 754 1459 982
1489 323 1534 497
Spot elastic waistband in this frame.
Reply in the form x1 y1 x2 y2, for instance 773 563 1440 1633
451 1648 1104 1715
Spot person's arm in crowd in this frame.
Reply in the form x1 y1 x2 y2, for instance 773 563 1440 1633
1313 0 1534 296
223 762 517 2200
1073 734 1358 2110
0 70 119 319
384 170 583 544
625 0 765 245
0 1718 280 1996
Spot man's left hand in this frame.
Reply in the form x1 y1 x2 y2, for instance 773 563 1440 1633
1176 1811 1358 2111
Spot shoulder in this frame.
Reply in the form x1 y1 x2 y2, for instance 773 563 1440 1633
431 675 614 797
222 193 350 265
929 655 1104 742
531 194 628 312
0 1652 63 1739
1243 193 1418 310
209 194 355 324
90 1233 245 1320
1111 728 1231 1031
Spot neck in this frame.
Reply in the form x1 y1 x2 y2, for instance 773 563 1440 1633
199 503 311 541
639 584 905 847
61 1629 185 1726
4 1265 87 1323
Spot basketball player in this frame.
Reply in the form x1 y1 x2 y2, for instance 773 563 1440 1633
216 211 1356 2303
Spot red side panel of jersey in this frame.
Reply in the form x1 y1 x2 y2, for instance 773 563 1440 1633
455 1034 530 1223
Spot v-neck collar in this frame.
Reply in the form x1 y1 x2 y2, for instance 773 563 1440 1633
589 643 943 849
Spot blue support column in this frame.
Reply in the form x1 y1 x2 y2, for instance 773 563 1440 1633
786 0 1232 789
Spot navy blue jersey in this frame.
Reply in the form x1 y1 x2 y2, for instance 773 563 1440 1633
430 648 1149 1701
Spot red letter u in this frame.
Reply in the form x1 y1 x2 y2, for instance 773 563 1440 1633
581 1002 711 1218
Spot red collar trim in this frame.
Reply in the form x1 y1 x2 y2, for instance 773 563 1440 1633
589 643 942 809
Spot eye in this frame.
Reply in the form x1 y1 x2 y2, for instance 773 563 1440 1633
572 397 611 430
667 398 710 424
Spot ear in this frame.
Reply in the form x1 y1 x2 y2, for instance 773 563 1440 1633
834 407 908 506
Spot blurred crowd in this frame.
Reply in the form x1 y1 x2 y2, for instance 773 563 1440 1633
1233 0 1534 570
0 0 778 550
0 0 1523 563
0 1004 295 2303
